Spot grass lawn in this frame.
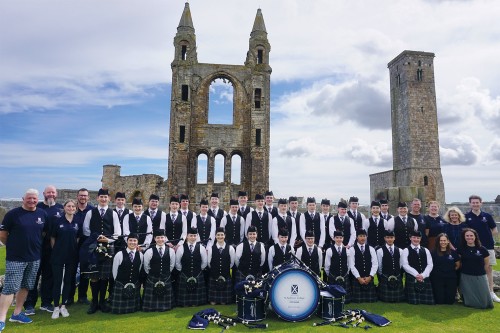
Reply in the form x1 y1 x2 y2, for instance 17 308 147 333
1 246 499 333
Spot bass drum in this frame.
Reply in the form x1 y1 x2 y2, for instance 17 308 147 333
267 263 320 322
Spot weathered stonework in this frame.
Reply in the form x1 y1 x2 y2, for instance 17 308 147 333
370 50 445 206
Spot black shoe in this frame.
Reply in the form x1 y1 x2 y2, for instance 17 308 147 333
87 303 99 314
78 298 90 305
100 302 110 313
66 299 74 306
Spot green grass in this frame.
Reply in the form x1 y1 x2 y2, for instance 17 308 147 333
1 246 499 333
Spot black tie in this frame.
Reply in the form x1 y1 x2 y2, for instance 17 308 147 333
292 212 295 218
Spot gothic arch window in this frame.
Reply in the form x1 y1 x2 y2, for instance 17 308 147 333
417 69 423 81
208 77 234 124
197 153 208 184
231 154 242 184
424 176 429 186
257 49 264 64
214 154 225 183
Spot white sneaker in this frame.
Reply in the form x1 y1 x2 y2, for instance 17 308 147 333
60 307 69 318
491 292 500 303
51 308 60 319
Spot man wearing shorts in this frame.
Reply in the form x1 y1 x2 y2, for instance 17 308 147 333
0 189 47 331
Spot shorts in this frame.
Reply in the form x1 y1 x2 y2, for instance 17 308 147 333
488 249 497 266
1 260 40 295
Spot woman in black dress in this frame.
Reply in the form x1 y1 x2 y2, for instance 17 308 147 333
430 233 460 304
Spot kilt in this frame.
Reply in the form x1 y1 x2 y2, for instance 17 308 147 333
327 274 352 304
350 278 377 303
405 276 435 305
208 276 234 304
89 244 114 280
142 276 173 312
110 281 141 314
177 272 207 307
377 274 405 302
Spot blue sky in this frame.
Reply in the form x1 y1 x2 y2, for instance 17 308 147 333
1 0 500 203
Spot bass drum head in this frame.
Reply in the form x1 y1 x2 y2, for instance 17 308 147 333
269 268 320 322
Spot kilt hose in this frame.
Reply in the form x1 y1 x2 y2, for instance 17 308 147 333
377 274 405 302
177 272 207 307
405 275 435 305
350 277 377 303
110 281 141 314
327 274 352 304
142 276 173 312
208 276 234 304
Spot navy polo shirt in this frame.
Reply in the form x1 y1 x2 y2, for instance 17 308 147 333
51 216 79 264
465 211 497 249
74 204 94 239
431 250 459 279
459 245 489 276
0 207 46 262
36 201 64 237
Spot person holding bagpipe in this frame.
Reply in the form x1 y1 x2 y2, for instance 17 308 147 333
235 225 266 284
207 227 235 305
349 229 378 303
142 229 176 312
220 199 245 248
296 230 323 276
271 198 297 247
175 227 208 306
401 230 435 305
268 228 295 271
82 188 121 314
376 230 405 302
110 233 143 314
324 230 353 303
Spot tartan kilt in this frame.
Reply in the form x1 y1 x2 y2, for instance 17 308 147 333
327 274 352 304
405 276 435 305
142 276 173 312
377 274 405 302
350 277 377 303
110 281 141 314
92 245 115 280
208 276 234 304
177 273 207 307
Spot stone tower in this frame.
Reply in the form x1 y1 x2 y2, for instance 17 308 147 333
167 3 271 204
370 50 445 208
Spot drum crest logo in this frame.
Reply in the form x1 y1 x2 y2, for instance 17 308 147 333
291 284 298 294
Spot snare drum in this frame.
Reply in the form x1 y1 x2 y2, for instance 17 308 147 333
316 290 344 320
236 295 267 322
266 263 320 322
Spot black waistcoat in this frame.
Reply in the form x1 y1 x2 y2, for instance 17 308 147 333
165 213 183 245
334 215 351 246
210 244 231 278
149 247 171 279
288 211 302 241
179 210 194 224
329 245 348 277
223 215 241 246
145 210 163 233
301 244 320 276
380 246 401 276
250 211 270 243
265 206 279 218
127 213 148 244
116 250 141 284
276 215 293 244
353 244 372 277
272 243 292 267
238 241 262 275
367 217 386 248
208 208 225 228
114 208 130 229
323 214 332 247
196 215 212 244
238 206 251 219
394 216 415 249
89 207 115 235
348 211 364 231
304 212 321 245
181 242 202 277
407 247 427 274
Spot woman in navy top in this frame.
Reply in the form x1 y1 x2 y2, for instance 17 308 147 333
442 206 467 251
458 228 493 309
430 233 460 304
50 199 79 319
424 201 445 252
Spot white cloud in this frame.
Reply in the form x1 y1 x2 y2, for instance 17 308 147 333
439 135 481 166
344 139 392 167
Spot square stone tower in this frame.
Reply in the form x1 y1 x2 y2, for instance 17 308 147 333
370 50 445 207
167 3 271 203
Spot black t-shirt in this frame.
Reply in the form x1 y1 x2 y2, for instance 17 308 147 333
431 250 459 278
458 245 489 276
51 216 79 264
0 207 47 262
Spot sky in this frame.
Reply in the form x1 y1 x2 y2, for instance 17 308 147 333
1 0 500 204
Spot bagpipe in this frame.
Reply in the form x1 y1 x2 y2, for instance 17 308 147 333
312 309 391 328
189 308 268 331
